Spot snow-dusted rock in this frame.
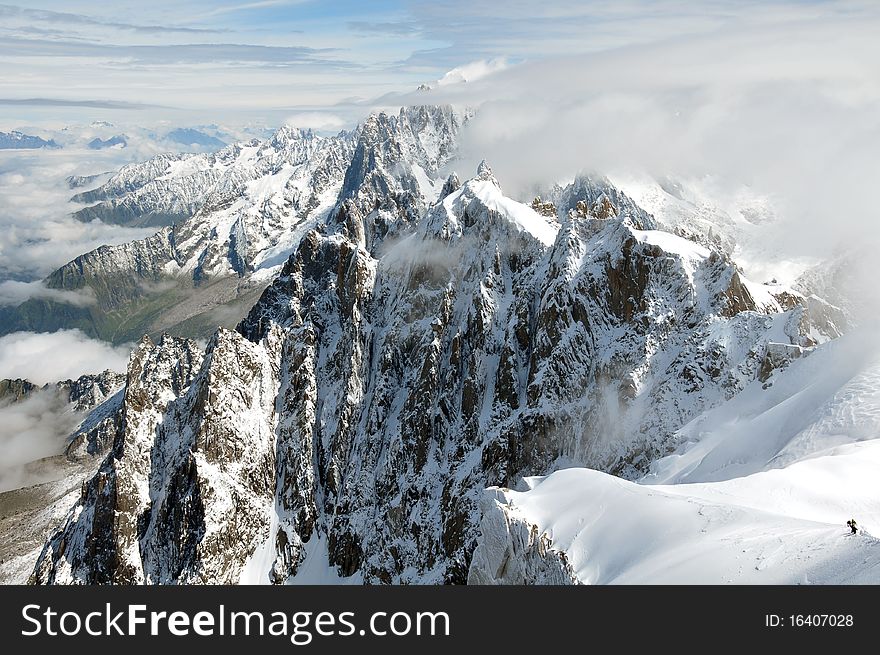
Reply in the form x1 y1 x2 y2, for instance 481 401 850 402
467 488 578 585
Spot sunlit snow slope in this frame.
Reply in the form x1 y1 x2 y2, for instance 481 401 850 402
470 330 880 584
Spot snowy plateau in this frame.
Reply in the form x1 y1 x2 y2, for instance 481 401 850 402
1 104 876 586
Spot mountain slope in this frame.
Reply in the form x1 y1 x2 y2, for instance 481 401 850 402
0 369 126 491
469 331 880 584
0 369 128 583
468 459 880 584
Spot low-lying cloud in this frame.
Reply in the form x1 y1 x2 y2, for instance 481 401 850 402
0 280 96 307
0 388 80 492
0 148 158 284
435 58 511 86
284 111 347 132
0 330 132 385
0 97 165 110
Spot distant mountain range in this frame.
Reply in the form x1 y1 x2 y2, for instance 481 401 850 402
0 130 60 150
1 126 231 153
165 127 226 150
87 135 127 150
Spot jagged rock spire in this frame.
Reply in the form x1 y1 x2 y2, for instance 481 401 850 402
476 159 498 185
439 172 461 200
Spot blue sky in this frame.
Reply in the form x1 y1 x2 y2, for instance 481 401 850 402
3 0 859 127
0 0 435 125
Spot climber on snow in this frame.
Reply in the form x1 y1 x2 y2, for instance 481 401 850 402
846 518 858 534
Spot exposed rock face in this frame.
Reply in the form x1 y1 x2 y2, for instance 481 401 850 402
530 196 557 219
0 378 37 404
45 229 179 312
34 335 201 583
64 391 124 461
439 173 461 201
554 175 656 229
0 371 124 412
793 253 860 333
759 342 808 382
467 489 578 585
52 370 129 461
32 146 832 585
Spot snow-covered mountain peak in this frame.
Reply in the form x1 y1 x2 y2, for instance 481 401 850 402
260 124 328 166
552 174 657 231
430 167 558 247
341 104 464 212
270 123 314 144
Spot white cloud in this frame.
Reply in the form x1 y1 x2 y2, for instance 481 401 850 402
0 280 96 306
9 0 862 125
435 58 511 86
284 111 348 132
204 0 308 17
0 388 81 492
388 4 880 287
0 330 132 384
0 148 157 282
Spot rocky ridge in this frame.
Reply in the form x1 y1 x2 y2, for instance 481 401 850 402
2 107 465 344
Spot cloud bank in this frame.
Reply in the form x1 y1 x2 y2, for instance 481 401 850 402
0 388 80 492
0 280 96 307
383 3 880 280
0 148 158 283
284 111 347 131
0 330 132 385
435 58 511 86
